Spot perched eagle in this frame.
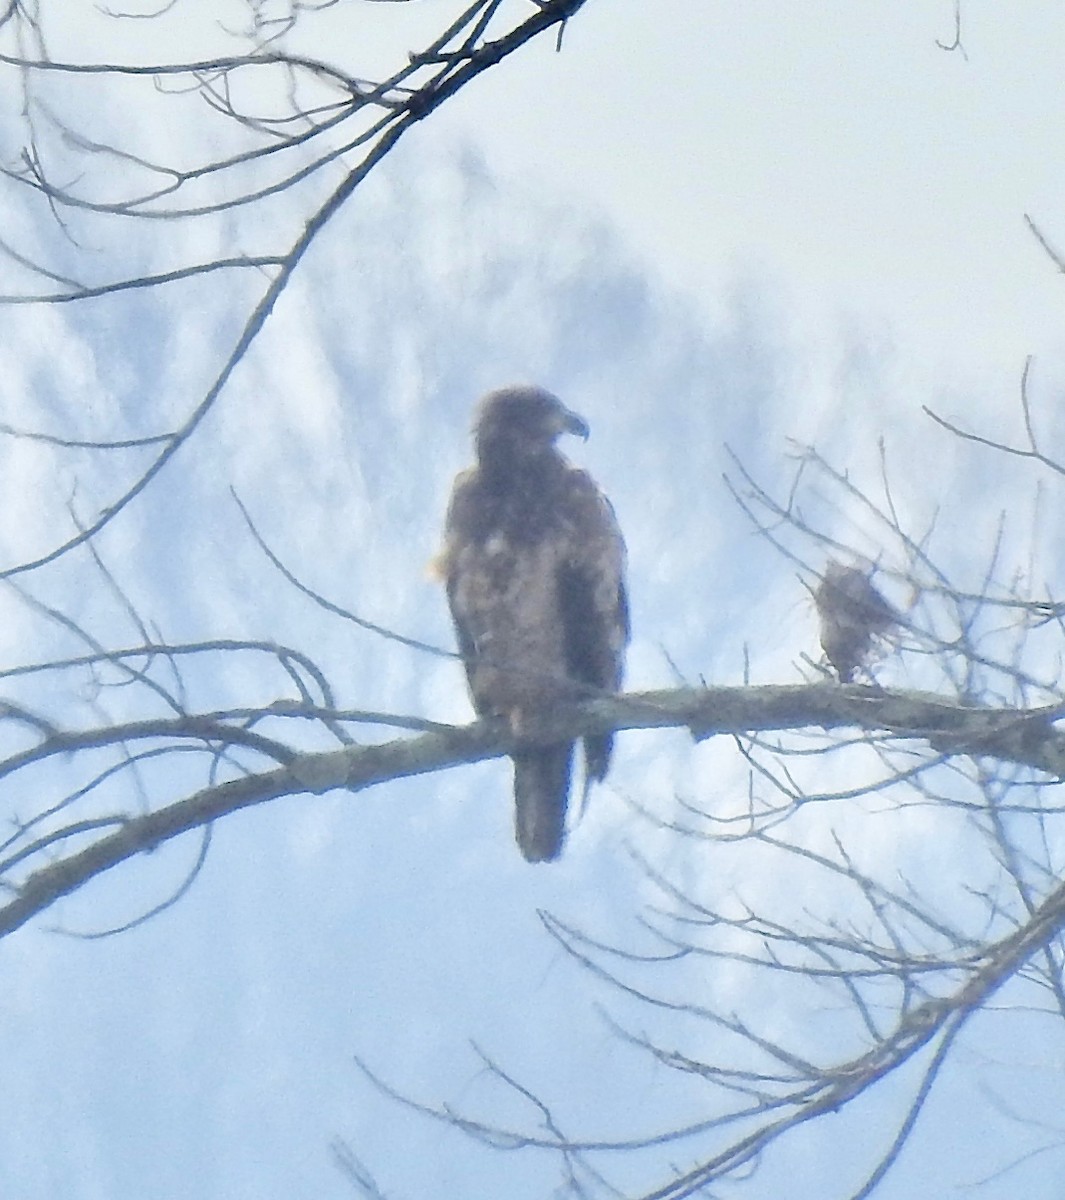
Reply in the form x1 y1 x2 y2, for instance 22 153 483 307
436 386 628 862
814 561 899 683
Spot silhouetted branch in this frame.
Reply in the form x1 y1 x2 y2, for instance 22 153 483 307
2 681 1064 939
0 0 593 577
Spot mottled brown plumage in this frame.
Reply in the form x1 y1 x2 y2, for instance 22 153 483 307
815 561 899 683
436 386 628 861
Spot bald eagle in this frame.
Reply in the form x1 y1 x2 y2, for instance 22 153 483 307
436 386 628 862
814 561 899 683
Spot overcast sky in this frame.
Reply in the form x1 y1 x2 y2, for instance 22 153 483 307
3 4 1065 1199
428 2 1065 393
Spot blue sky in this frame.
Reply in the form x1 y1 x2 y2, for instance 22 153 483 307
1 4 1065 1198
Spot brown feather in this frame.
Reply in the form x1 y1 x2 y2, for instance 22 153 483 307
513 746 573 862
437 386 628 861
815 561 899 682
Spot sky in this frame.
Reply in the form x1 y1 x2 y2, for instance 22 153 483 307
2 3 1065 1199
427 2 1065 397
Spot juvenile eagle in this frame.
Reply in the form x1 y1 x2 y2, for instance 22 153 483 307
436 386 628 862
814 561 899 683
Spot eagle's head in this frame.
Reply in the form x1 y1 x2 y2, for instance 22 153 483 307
474 385 589 468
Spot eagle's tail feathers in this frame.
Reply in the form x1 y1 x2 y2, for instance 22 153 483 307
583 733 614 784
513 744 574 863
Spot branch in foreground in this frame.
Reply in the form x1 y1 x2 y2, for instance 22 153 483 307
631 851 1065 1200
0 0 592 578
3 682 1063 940
347 832 1065 1200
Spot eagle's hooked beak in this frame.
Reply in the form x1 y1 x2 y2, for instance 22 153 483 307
556 404 590 441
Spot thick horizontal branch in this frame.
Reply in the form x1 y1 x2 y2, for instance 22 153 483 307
612 683 1065 776
2 682 1062 940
